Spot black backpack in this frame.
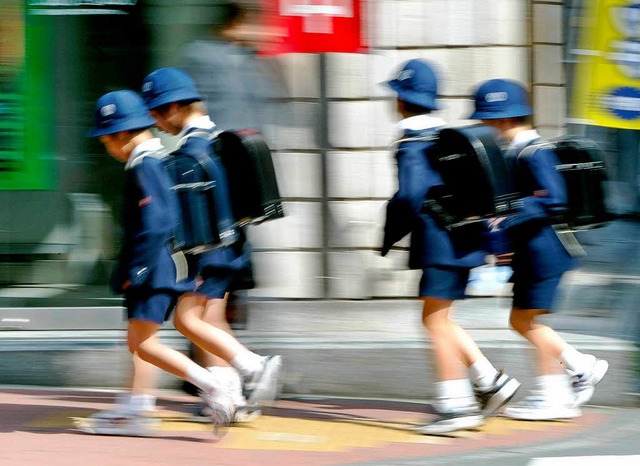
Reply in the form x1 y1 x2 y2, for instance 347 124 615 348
421 127 610 232
516 136 609 230
213 129 285 226
422 124 523 230
163 131 239 253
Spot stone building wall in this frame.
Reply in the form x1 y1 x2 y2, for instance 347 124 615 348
147 1 568 300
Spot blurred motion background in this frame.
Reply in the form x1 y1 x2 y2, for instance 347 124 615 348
0 1 638 400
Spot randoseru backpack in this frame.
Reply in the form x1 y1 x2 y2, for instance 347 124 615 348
421 124 522 230
516 136 609 231
213 129 284 226
163 130 239 253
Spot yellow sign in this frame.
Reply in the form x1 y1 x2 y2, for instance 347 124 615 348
572 0 640 129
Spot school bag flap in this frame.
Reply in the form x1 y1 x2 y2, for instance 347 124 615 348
213 129 284 225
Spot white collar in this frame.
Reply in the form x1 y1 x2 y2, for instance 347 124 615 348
397 114 446 132
509 129 540 152
125 138 163 169
178 115 216 139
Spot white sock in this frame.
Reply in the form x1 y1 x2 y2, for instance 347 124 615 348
230 351 264 377
469 357 499 389
207 365 238 375
560 347 595 374
536 374 572 402
434 379 476 412
207 366 242 388
116 393 156 414
129 394 156 413
185 363 220 396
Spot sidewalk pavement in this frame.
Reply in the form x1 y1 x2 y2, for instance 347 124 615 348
0 219 638 404
1 386 639 466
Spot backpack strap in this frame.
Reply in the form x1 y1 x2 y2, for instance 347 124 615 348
391 132 439 150
127 148 168 169
515 139 586 256
516 138 551 159
184 140 239 244
176 128 221 150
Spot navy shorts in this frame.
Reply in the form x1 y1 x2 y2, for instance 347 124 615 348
419 266 470 300
185 254 231 299
511 272 563 310
125 291 178 324
197 269 232 299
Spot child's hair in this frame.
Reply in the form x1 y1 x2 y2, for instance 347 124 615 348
514 115 533 125
153 99 206 115
400 99 432 115
221 2 247 28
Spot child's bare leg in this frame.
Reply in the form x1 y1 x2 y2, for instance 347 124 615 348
198 294 233 368
421 297 482 380
509 308 568 364
130 353 158 396
129 320 205 379
173 294 247 363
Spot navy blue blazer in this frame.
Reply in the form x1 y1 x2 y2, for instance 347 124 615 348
382 127 488 270
503 143 575 279
112 149 192 294
174 127 248 272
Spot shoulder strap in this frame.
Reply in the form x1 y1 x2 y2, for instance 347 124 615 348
391 131 439 150
176 128 221 150
178 141 220 182
127 148 168 169
516 138 550 160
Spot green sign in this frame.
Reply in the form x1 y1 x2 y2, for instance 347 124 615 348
0 1 55 190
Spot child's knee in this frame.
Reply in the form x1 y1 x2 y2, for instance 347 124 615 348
127 338 139 355
173 313 185 333
509 312 531 334
173 311 194 335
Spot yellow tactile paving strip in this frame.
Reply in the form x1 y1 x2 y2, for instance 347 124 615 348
28 408 579 453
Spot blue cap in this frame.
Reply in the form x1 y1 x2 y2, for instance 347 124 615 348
387 59 440 111
141 67 202 110
469 79 533 120
87 90 155 137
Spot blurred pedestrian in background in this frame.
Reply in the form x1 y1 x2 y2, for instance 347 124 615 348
469 78 609 421
176 0 288 397
178 0 287 135
382 59 521 435
141 66 282 423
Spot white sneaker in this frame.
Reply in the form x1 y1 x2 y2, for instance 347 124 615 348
197 398 261 424
503 392 581 421
207 367 260 423
474 370 521 416
202 391 236 431
208 367 244 404
79 408 159 436
415 405 484 435
233 406 262 423
570 356 609 406
243 355 283 406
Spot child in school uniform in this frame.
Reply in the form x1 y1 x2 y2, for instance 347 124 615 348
469 78 609 420
87 89 275 435
382 59 521 435
141 67 281 422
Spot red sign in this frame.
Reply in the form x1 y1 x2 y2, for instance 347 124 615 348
261 0 367 54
